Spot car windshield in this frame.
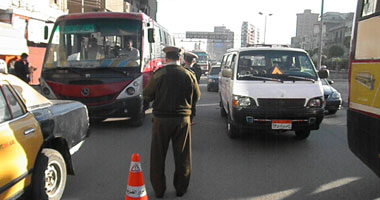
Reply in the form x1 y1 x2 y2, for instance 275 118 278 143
44 18 142 69
237 50 318 81
209 67 221 75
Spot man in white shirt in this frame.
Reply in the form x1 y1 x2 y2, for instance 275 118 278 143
120 39 140 62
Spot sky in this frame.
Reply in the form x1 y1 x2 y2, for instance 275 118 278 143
156 0 358 50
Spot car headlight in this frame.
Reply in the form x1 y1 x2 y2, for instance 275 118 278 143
331 92 341 99
307 97 322 108
232 95 256 108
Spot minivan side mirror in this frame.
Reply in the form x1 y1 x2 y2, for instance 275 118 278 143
318 69 329 79
148 28 155 43
327 79 334 84
222 68 232 78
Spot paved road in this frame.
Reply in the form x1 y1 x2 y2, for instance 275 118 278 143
62 77 380 200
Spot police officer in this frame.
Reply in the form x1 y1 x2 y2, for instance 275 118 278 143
184 52 201 83
143 46 201 198
183 51 200 124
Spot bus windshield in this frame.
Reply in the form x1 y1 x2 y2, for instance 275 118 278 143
237 50 318 81
44 18 142 69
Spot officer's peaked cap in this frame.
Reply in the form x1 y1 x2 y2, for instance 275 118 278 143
163 46 183 55
184 51 198 59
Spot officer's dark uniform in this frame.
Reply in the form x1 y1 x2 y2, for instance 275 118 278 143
183 52 200 122
143 46 201 198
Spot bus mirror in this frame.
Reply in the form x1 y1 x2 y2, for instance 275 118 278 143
148 28 155 43
318 69 329 79
44 26 49 40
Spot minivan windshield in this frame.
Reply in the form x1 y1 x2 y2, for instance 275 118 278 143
44 18 142 69
237 50 318 81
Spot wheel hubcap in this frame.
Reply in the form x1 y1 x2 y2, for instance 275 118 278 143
44 161 62 197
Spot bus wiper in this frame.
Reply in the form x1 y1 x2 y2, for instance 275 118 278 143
44 67 83 75
285 75 315 83
238 74 282 82
96 67 133 77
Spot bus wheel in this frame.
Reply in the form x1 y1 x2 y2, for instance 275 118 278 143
130 111 145 127
295 130 311 140
32 148 67 200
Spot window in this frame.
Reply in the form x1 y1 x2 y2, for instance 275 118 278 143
0 87 11 123
362 0 378 16
3 86 24 118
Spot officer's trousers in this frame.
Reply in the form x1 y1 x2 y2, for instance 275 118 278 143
150 116 192 196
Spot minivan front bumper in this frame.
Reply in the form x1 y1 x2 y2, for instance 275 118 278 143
231 107 324 131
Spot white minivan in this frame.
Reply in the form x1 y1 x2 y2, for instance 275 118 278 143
219 46 329 139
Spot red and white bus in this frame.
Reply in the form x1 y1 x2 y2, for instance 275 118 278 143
39 12 174 125
347 0 380 176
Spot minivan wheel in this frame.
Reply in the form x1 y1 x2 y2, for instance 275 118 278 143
220 101 227 117
32 148 67 200
227 113 240 139
295 130 311 140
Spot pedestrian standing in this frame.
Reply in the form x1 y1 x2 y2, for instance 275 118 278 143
143 46 201 198
14 53 30 83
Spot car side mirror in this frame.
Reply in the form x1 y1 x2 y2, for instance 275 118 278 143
148 28 155 43
222 68 232 78
318 69 329 79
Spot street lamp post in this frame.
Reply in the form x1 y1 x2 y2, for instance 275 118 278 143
317 0 325 70
259 12 273 44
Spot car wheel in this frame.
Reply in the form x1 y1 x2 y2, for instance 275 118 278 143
328 110 338 114
295 130 311 140
220 102 227 117
32 148 67 200
227 112 240 139
130 110 145 127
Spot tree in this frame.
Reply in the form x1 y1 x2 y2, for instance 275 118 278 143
344 36 351 49
328 45 344 58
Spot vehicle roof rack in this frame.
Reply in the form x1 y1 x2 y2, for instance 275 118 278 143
246 44 290 48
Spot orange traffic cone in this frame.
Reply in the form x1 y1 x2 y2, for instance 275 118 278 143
125 153 148 200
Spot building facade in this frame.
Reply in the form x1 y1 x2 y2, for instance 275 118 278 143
0 0 67 84
291 10 354 58
207 26 234 61
241 21 260 47
296 9 319 37
68 0 157 20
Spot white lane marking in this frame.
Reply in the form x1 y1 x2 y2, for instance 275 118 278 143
196 103 219 107
311 177 361 194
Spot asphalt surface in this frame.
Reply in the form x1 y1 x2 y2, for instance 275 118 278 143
61 77 380 200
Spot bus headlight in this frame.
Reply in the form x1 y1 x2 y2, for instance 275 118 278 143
126 87 135 95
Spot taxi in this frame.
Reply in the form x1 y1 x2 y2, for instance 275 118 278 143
0 73 89 200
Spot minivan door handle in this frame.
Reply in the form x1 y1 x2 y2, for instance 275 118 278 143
24 128 35 135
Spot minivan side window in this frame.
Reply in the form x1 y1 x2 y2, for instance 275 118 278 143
221 55 228 69
230 54 237 79
225 54 233 69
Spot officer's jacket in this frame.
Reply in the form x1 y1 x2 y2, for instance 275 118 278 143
143 63 201 117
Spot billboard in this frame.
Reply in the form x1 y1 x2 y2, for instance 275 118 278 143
186 32 231 40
